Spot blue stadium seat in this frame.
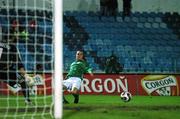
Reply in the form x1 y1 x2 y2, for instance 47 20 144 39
61 11 180 73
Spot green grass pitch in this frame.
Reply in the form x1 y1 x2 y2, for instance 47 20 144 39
63 95 180 119
0 95 180 119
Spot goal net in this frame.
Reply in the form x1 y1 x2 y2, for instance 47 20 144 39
0 0 62 118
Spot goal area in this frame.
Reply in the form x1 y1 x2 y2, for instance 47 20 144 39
0 0 62 118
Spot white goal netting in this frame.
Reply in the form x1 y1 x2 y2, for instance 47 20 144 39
0 0 62 118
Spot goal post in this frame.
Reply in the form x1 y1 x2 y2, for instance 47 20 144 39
0 0 63 118
54 0 63 118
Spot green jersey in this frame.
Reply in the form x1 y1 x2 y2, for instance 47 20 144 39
66 60 92 80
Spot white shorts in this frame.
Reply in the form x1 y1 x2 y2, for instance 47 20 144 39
63 77 82 91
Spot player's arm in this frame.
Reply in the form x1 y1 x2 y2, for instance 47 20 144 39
16 46 34 86
85 62 93 76
87 67 93 76
15 45 27 77
19 67 26 76
19 66 34 86
17 61 26 76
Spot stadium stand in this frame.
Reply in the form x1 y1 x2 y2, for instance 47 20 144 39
0 9 53 72
63 11 180 73
1 8 180 73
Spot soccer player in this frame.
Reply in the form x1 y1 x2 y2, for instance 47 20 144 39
63 50 93 104
0 34 32 105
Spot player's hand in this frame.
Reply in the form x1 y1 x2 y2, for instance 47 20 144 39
89 73 94 77
25 74 35 87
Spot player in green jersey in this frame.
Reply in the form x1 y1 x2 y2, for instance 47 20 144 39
63 50 93 104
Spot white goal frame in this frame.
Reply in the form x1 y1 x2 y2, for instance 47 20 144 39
54 0 63 118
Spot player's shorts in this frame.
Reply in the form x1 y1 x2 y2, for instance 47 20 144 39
63 77 82 91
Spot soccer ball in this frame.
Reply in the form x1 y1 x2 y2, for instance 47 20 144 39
120 91 132 102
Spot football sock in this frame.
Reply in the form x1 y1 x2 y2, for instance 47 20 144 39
73 94 79 104
20 81 30 102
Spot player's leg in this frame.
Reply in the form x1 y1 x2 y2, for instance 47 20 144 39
72 89 79 104
16 73 32 104
70 78 81 104
62 80 72 104
0 71 31 104
62 85 69 104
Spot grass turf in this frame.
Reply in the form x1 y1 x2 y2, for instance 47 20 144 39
63 95 180 119
0 95 180 119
